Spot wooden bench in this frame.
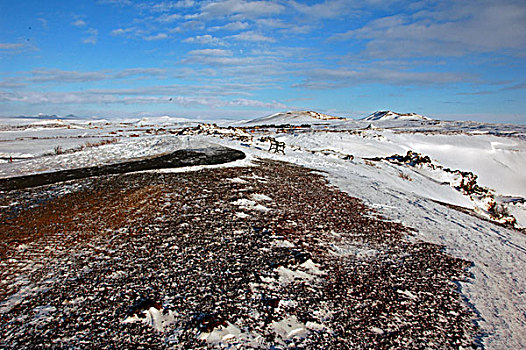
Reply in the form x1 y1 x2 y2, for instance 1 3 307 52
261 137 285 154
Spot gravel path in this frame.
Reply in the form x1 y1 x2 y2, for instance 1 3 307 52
0 159 478 349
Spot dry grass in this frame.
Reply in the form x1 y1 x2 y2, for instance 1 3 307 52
398 171 413 181
83 138 118 148
364 159 377 167
49 138 119 157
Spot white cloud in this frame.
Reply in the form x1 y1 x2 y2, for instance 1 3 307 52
188 49 233 56
197 0 285 20
97 0 132 5
209 21 249 32
145 0 195 12
0 90 285 109
296 67 470 89
175 20 206 31
255 18 289 29
144 33 169 41
72 19 87 27
26 68 167 83
0 42 38 55
0 78 26 89
183 47 292 82
38 18 48 29
71 18 98 44
0 90 119 104
184 55 256 66
183 34 225 45
83 28 98 44
166 96 286 108
156 13 181 22
255 18 314 34
330 1 526 58
284 25 313 34
29 69 108 83
110 27 136 36
290 0 354 19
230 31 275 42
0 43 25 50
227 98 286 108
501 82 526 91
113 68 167 78
89 82 255 97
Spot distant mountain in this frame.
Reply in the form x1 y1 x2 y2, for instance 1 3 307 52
36 113 59 119
37 113 85 120
245 110 347 125
363 111 432 122
8 113 87 120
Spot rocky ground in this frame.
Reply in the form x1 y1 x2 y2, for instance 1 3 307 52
0 159 478 349
0 146 245 191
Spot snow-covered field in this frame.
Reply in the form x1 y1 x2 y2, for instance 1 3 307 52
1 111 525 348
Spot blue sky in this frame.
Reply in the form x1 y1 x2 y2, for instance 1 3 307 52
1 0 525 122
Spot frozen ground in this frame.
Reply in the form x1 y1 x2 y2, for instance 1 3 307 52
1 112 525 348
0 159 477 349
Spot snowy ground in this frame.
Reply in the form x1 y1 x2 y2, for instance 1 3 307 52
220 138 526 349
1 113 525 348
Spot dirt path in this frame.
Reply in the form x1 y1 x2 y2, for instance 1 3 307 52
0 159 478 349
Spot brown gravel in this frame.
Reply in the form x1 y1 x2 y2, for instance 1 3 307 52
0 159 479 349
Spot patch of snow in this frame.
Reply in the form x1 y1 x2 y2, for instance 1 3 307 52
274 259 323 285
0 282 50 314
270 316 309 340
370 326 385 335
275 266 313 285
397 289 418 300
245 110 347 126
31 305 57 324
197 321 265 348
251 193 272 201
228 177 248 184
232 198 270 212
62 296 86 305
363 110 431 122
271 239 295 248
299 259 323 275
328 243 379 259
253 204 270 212
507 202 526 228
235 212 250 219
122 307 177 332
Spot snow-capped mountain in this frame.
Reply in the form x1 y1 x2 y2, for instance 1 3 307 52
363 111 432 122
245 110 347 125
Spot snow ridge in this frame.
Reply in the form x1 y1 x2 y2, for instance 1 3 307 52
363 111 432 122
245 110 347 125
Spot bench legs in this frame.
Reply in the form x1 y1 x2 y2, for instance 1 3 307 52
267 140 285 154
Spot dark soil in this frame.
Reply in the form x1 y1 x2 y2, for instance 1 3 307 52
0 159 479 349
